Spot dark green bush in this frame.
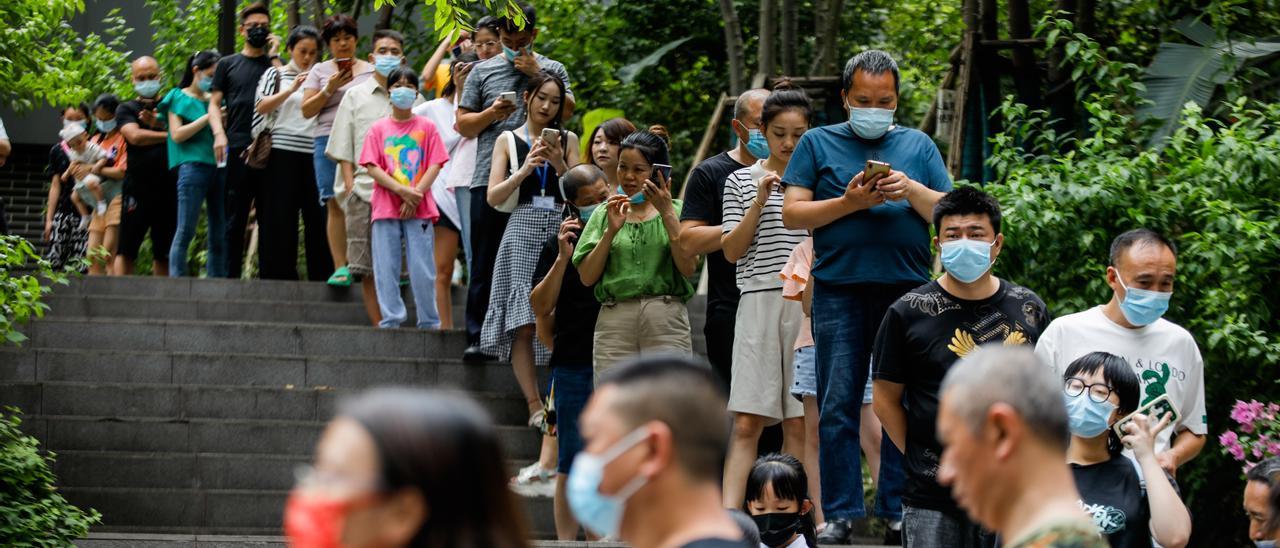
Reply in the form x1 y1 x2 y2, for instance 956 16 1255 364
0 407 101 545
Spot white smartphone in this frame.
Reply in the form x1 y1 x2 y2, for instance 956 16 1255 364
1112 394 1180 439
498 91 517 104
541 127 560 142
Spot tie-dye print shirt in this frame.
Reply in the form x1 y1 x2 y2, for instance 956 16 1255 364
359 115 449 222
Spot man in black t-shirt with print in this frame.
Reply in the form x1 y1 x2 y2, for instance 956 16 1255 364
207 2 283 278
116 56 177 276
872 187 1050 547
678 88 769 389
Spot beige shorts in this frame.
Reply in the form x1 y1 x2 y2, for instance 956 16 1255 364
88 195 123 234
592 296 693 382
344 193 372 276
729 289 805 422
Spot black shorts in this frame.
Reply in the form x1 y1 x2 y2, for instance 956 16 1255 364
118 166 178 261
436 212 459 233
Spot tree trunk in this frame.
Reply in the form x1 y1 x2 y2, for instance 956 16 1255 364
287 0 300 28
719 0 747 95
1006 0 1040 108
312 0 326 27
977 0 1002 182
218 0 236 54
807 0 830 76
375 2 394 30
757 0 777 80
1046 0 1079 137
948 0 980 175
1076 0 1097 37
781 0 797 76
808 0 843 76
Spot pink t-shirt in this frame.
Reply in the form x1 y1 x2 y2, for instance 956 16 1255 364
358 115 449 222
780 237 815 350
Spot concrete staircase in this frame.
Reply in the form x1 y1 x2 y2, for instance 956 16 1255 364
0 276 707 539
1 143 54 245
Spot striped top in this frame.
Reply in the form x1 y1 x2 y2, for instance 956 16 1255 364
722 161 808 293
252 63 317 155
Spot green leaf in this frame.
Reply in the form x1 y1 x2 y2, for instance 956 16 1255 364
616 37 693 85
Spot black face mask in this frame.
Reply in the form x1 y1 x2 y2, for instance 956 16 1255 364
246 26 270 48
751 512 802 547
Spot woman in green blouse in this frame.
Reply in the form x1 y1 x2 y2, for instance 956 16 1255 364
572 127 696 378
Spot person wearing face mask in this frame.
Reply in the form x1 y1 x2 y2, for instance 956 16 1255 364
116 56 179 277
82 93 130 276
1035 228 1207 478
779 49 951 545
325 29 424 326
302 14 376 287
718 80 811 509
1062 352 1191 548
162 50 228 278
528 164 613 539
43 104 93 270
285 388 530 548
457 3 575 362
570 355 754 548
743 453 818 548
207 2 283 278
1246 459 1280 548
871 186 1048 546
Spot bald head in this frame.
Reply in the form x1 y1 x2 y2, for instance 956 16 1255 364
733 88 769 124
131 56 161 81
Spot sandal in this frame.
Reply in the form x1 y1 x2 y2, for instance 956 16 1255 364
327 265 352 287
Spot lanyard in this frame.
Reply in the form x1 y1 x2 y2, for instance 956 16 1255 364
525 125 550 197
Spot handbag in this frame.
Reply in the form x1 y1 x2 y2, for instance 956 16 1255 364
243 69 282 169
492 130 521 213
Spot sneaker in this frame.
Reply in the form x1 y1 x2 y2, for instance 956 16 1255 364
95 201 107 215
78 215 92 231
883 519 903 545
462 345 495 363
816 518 853 544
510 462 556 498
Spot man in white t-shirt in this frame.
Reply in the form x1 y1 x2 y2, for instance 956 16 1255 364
1035 228 1207 477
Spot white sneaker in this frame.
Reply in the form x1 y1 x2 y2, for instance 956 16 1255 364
78 215 91 231
95 201 108 216
509 462 557 498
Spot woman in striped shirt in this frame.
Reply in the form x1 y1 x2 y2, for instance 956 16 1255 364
719 79 813 507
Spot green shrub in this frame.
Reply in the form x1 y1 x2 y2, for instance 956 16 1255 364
0 408 101 545
982 37 1280 542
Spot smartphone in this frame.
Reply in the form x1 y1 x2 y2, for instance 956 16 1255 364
1112 394 1180 439
450 45 464 58
499 91 518 104
865 160 891 183
335 58 353 72
652 163 673 185
541 127 560 143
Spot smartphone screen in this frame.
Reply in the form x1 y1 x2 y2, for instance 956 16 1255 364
336 58 353 72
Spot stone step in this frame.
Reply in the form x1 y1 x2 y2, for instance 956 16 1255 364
60 486 558 538
0 381 529 425
19 317 468 360
42 294 467 327
77 532 881 547
22 414 541 459
0 348 529 393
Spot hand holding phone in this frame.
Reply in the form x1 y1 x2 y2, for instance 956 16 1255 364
541 127 561 144
499 91 518 104
336 58 353 72
651 163 673 186
1113 394 1179 441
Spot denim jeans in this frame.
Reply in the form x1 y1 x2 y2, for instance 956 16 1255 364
901 505 996 548
169 162 228 278
312 136 337 204
371 218 439 328
812 279 912 521
552 366 593 474
454 185 474 277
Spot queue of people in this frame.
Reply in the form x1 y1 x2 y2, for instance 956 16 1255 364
31 1 1248 546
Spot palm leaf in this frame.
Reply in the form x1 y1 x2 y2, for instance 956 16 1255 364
617 37 693 84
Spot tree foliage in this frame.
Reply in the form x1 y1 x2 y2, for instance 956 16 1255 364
0 407 101 545
0 0 132 112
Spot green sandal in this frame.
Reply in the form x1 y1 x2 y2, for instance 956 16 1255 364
327 265 352 287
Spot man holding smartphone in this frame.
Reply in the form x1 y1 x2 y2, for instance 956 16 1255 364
457 2 575 361
116 55 177 277
1035 228 1208 477
780 50 951 545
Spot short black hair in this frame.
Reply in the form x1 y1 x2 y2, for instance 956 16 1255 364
239 2 269 22
498 4 537 33
597 355 729 482
92 93 121 116
386 67 419 90
321 14 358 43
619 130 670 168
842 50 900 93
286 25 321 51
474 15 502 38
1109 228 1177 266
932 186 1002 236
1063 352 1139 456
372 29 405 50
560 164 606 202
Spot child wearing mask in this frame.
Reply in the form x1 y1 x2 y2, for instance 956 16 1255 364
744 453 818 548
358 67 448 329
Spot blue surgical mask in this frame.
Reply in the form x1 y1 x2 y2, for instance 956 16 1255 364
1064 391 1116 438
389 87 417 110
374 54 402 76
940 239 995 284
745 128 770 159
618 185 645 205
95 118 117 133
1116 274 1171 327
848 106 895 140
503 44 520 61
578 203 601 221
198 76 213 92
1255 541 1277 548
134 79 162 98
567 428 650 538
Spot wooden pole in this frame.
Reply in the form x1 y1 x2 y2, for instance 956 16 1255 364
948 0 979 175
682 93 732 200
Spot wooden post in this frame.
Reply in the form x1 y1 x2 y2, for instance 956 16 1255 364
218 0 237 54
719 0 746 95
682 93 732 199
781 0 797 76
948 0 979 175
1007 0 1041 108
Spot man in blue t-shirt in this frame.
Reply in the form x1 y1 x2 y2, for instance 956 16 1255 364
780 49 952 544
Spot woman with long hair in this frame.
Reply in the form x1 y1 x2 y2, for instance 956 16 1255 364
161 50 227 277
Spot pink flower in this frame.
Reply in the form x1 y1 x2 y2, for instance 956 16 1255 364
1222 431 1247 460
1232 400 1259 426
1255 444 1266 458
1268 441 1280 457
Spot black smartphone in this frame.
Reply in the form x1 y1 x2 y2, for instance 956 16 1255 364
450 45 464 58
652 163 673 186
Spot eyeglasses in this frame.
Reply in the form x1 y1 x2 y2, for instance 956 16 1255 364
475 40 500 49
1064 377 1114 403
